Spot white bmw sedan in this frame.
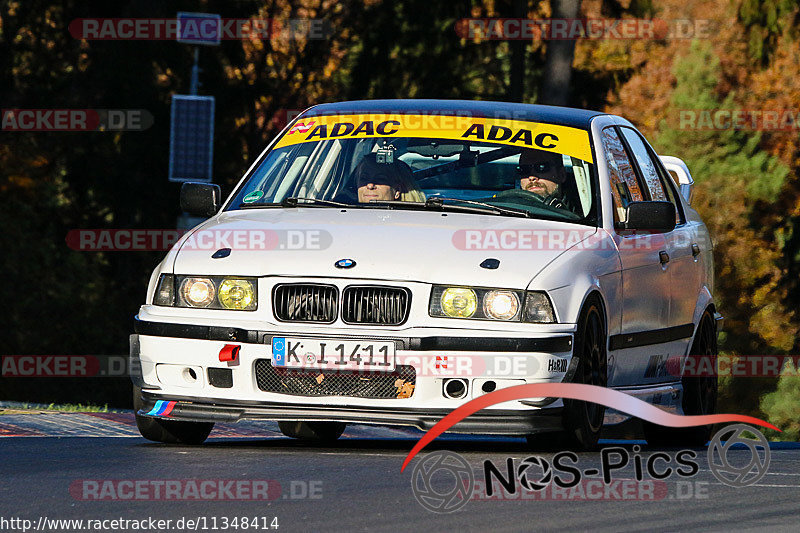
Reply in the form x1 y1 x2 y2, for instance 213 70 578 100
131 99 720 449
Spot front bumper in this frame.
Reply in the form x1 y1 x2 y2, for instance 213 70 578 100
136 391 564 435
131 316 576 435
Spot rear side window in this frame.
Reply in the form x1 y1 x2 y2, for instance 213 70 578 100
601 127 643 222
619 128 666 201
619 127 684 224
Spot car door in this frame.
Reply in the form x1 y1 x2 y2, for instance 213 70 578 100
600 126 671 387
618 127 697 382
623 130 701 333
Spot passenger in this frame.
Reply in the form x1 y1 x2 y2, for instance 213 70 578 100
351 153 405 203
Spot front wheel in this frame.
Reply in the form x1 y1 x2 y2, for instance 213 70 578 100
527 297 607 451
133 386 214 445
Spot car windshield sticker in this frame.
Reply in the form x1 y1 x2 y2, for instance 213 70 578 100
242 190 264 203
274 114 593 163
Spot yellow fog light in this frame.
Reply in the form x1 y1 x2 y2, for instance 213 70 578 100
441 288 478 318
483 290 520 320
180 277 215 307
218 279 256 310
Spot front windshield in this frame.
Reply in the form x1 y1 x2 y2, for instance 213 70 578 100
228 113 597 225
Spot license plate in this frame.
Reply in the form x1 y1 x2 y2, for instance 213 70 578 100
271 337 396 372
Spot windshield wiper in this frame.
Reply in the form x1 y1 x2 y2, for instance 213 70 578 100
240 196 530 218
365 197 531 218
427 196 532 218
280 197 356 208
238 197 356 209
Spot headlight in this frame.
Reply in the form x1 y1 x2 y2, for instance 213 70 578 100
218 279 256 310
440 288 478 318
181 277 216 307
153 274 257 311
483 290 520 320
430 285 555 322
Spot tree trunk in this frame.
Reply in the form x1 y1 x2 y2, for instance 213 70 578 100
508 0 527 102
540 0 582 106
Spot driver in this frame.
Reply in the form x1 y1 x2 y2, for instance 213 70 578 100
352 153 404 203
516 149 567 207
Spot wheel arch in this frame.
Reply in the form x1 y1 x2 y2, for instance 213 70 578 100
563 289 609 385
687 287 717 353
575 287 610 335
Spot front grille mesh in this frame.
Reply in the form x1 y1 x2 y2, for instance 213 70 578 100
342 286 410 325
273 284 338 323
254 359 416 399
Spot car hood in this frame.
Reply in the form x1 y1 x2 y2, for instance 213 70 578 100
170 208 597 289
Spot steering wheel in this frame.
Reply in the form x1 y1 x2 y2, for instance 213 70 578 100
491 189 546 204
491 189 578 219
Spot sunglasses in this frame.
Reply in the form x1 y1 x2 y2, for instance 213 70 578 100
357 173 396 187
516 162 554 175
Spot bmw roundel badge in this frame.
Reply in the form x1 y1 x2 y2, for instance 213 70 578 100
335 258 356 269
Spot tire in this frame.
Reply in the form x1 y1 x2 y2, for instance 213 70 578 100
278 421 346 442
527 296 607 451
644 311 718 447
133 386 214 445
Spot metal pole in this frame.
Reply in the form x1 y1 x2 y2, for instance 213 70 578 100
189 46 200 95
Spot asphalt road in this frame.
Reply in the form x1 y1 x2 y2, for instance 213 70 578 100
1 420 799 533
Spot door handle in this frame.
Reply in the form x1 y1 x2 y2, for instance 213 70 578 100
659 251 670 264
691 243 701 257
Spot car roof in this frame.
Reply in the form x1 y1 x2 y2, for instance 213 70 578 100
300 99 606 129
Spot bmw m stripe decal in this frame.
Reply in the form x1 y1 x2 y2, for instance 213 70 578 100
146 400 177 417
160 401 176 417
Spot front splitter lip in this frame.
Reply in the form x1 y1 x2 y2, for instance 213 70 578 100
138 392 564 435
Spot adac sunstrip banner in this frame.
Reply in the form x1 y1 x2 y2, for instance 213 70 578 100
274 113 594 163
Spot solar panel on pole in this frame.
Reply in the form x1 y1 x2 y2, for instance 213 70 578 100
168 95 215 183
176 12 221 46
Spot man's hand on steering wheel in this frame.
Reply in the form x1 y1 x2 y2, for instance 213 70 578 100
492 188 546 203
493 188 567 210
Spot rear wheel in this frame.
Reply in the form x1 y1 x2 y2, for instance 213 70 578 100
133 386 214 445
527 297 607 451
278 421 346 443
644 311 718 447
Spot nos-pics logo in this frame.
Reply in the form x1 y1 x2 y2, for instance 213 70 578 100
410 424 771 513
707 423 770 487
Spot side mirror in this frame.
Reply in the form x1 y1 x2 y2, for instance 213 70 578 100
659 155 694 205
180 182 221 217
622 201 676 232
